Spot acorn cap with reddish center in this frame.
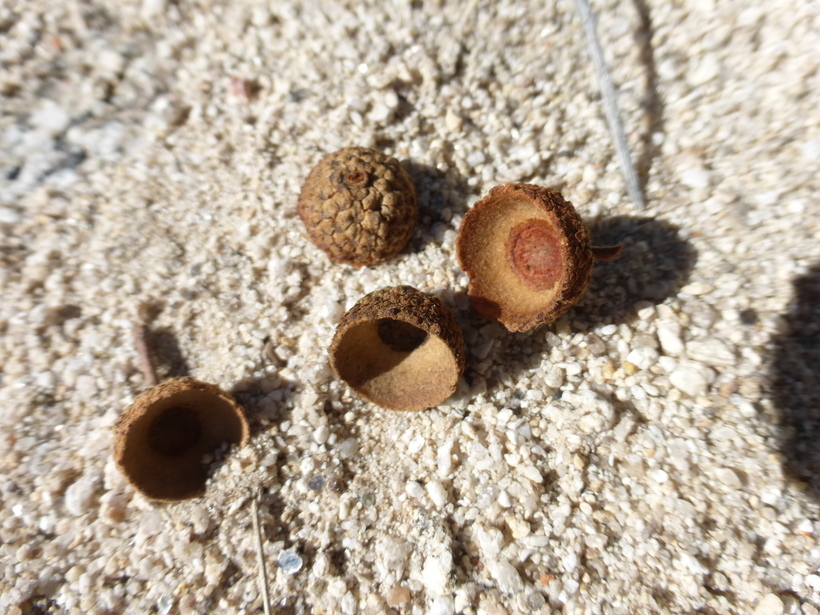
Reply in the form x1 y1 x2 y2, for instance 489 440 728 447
457 183 597 332
330 286 465 412
113 377 250 501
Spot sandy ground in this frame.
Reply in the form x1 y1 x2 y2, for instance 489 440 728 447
1 0 819 613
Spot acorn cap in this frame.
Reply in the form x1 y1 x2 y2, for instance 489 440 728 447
113 377 250 501
456 183 594 332
298 146 418 267
330 286 465 412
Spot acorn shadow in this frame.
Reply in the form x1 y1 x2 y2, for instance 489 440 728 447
769 263 820 501
575 216 697 325
145 326 190 380
403 160 471 255
229 371 297 438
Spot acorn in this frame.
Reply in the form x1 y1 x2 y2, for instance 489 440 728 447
297 146 418 267
456 183 621 332
113 377 250 501
330 286 465 411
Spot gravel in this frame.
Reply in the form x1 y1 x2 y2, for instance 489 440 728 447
1 0 819 613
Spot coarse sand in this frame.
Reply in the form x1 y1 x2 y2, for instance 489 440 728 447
1 0 819 613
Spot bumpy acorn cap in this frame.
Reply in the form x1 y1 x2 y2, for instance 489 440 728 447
457 183 595 332
330 286 466 412
298 146 418 267
113 377 250 501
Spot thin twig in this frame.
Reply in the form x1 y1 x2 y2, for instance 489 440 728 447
133 324 158 388
573 0 646 210
252 496 272 615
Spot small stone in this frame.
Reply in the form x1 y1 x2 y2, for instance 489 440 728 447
518 465 542 483
689 56 720 85
657 320 684 356
805 574 820 590
30 101 71 136
405 481 425 499
686 339 735 367
64 472 99 516
626 347 659 370
277 549 303 574
680 168 711 190
142 0 166 19
753 594 783 615
429 596 456 615
385 585 411 607
669 363 715 397
488 558 523 594
506 516 530 539
338 437 358 459
426 480 448 508
307 475 326 491
716 468 742 490
0 207 21 224
313 425 330 444
422 551 452 596
796 519 814 536
157 595 174 615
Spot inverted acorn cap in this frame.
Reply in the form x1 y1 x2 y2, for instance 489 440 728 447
113 377 250 501
456 183 594 332
330 286 465 412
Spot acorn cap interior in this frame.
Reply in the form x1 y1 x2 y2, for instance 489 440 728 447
457 184 593 332
114 378 249 501
330 286 465 412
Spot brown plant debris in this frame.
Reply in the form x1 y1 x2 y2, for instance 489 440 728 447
113 377 250 501
298 146 418 267
457 183 614 332
330 286 465 411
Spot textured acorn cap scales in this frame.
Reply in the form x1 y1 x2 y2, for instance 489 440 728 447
113 377 250 501
457 183 606 333
330 286 466 412
298 146 418 267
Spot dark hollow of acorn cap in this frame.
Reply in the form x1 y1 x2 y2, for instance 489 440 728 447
114 377 250 501
330 286 465 412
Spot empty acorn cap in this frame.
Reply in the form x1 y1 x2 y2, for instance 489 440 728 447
330 286 465 412
298 146 418 267
113 377 250 501
457 183 595 332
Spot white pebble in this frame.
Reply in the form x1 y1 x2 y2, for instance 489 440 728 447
426 480 448 508
669 363 715 397
338 437 358 459
30 101 71 136
428 596 455 615
437 441 454 478
405 481 424 499
657 320 684 356
716 468 742 490
626 347 659 370
753 593 783 615
686 339 736 367
680 168 711 190
313 425 329 445
64 472 99 516
488 558 523 594
689 56 719 85
422 551 452 596
0 207 21 224
277 549 303 574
